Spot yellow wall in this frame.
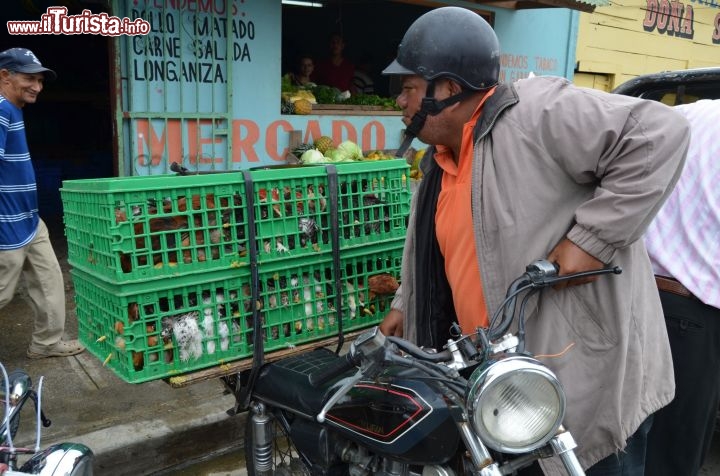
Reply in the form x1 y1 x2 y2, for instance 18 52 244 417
575 0 720 90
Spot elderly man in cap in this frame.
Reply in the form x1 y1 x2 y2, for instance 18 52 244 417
0 47 84 359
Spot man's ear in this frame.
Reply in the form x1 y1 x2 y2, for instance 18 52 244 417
433 79 459 98
448 79 464 95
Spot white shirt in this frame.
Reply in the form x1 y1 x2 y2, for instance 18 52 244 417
644 99 720 308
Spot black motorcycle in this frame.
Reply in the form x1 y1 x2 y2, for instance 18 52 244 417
1 365 94 476
229 259 621 475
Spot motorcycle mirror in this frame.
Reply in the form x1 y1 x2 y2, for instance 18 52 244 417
8 370 31 406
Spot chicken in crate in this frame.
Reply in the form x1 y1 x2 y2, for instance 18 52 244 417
72 241 403 383
113 191 247 272
71 267 249 382
248 161 411 262
61 173 250 284
66 165 409 383
237 242 403 355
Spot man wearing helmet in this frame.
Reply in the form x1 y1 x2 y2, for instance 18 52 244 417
379 6 689 475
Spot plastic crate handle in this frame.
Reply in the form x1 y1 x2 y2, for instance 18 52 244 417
325 164 345 355
237 169 263 408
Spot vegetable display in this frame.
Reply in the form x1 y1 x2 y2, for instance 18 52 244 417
281 76 399 114
293 138 402 164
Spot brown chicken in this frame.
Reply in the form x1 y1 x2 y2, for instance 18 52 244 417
368 273 399 296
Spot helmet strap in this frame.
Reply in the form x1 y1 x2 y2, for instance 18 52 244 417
395 80 474 158
421 89 476 116
395 113 424 158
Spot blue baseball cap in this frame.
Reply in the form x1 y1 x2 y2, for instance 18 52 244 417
0 48 57 81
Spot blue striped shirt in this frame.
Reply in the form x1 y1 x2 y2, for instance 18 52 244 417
0 94 38 250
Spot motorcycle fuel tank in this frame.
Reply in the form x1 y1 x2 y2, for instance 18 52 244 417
325 375 460 464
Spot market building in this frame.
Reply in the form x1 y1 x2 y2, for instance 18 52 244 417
1 0 606 195
115 0 610 177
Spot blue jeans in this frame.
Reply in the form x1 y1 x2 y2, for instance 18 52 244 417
585 415 654 476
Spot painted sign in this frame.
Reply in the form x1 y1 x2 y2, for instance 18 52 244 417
643 0 720 43
499 54 562 82
131 116 402 175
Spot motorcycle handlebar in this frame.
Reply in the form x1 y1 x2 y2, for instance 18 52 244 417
489 260 622 344
308 352 359 387
386 337 454 362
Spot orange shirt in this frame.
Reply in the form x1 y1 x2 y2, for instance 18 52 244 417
434 89 495 333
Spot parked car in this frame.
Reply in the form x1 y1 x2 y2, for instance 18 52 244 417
612 66 720 105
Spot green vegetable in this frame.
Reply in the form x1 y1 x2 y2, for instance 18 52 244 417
281 74 299 94
343 93 399 109
336 140 363 161
311 85 342 104
300 148 326 164
323 149 351 163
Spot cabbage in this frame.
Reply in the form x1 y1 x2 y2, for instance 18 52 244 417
324 148 354 163
336 140 363 161
300 148 326 164
301 144 359 164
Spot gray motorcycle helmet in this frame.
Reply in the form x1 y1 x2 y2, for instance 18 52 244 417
383 7 501 91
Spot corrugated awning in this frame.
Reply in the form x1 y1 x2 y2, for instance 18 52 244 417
476 0 609 12
391 0 609 13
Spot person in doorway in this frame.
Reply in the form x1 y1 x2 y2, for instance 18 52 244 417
0 47 84 359
643 99 720 476
378 7 689 475
352 52 375 95
312 32 355 93
287 54 316 88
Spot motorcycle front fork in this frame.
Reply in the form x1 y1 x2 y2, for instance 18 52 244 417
550 430 585 476
458 422 585 476
458 421 503 476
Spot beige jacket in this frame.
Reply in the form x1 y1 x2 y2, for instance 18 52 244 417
393 76 690 472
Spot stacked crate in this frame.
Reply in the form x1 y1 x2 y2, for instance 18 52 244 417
62 161 410 383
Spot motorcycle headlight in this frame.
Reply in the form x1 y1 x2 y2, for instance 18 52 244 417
466 355 565 454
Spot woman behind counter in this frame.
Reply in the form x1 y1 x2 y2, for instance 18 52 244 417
288 54 316 88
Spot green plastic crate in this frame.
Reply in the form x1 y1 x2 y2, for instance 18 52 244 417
73 240 403 383
61 173 249 284
254 240 404 350
248 160 410 262
61 161 410 284
335 240 404 332
74 267 253 384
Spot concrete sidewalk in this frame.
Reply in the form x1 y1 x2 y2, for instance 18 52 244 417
1 350 244 475
0 218 245 475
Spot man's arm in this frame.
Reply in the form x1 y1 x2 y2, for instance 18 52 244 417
379 284 405 336
543 85 690 264
379 308 404 337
